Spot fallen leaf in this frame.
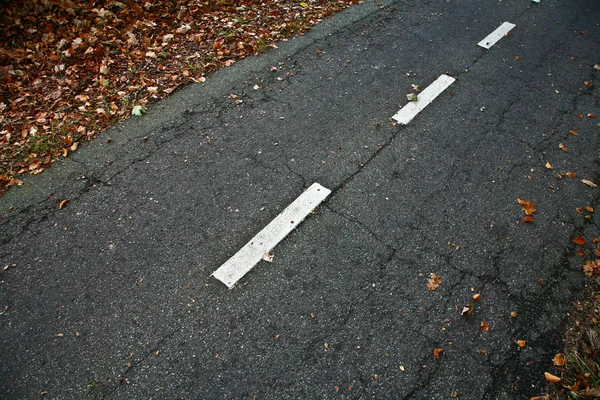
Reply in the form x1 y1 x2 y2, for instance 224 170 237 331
566 172 577 178
577 249 585 257
552 353 565 366
58 199 69 209
583 260 600 276
461 303 473 317
596 249 600 257
517 198 536 215
576 113 584 119
262 252 274 263
573 236 586 245
581 179 598 187
132 105 146 116
568 129 578 136
253 84 260 90
480 321 489 331
544 372 561 383
57 333 64 337
584 81 593 88
432 348 444 360
585 205 594 213
559 143 568 152
588 113 596 118
510 311 518 318
427 273 442 291
472 293 481 302
517 340 526 348
545 161 553 169
523 215 534 223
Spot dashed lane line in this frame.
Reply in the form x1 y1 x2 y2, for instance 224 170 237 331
478 21 516 49
212 183 331 289
392 74 456 125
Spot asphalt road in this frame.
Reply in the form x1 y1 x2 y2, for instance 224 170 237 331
1 0 599 398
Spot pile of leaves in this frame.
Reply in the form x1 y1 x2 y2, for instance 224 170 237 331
0 0 360 195
542 238 600 399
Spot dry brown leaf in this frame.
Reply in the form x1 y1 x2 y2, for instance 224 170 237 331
581 179 598 187
559 143 568 152
58 199 69 209
573 236 586 245
510 311 518 318
480 321 489 331
583 260 600 276
545 161 553 169
517 198 536 215
588 113 596 118
569 129 578 136
427 273 442 291
433 348 444 360
566 172 577 178
262 252 274 263
523 215 534 223
585 205 594 213
544 372 561 383
517 340 526 348
472 293 481 302
552 353 565 366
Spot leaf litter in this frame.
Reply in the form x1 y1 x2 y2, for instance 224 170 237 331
0 0 361 195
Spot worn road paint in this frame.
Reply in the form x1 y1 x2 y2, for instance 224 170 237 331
392 74 456 125
478 22 516 49
212 183 331 288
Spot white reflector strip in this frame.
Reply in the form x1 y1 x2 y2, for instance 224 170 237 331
392 74 456 125
212 182 331 288
478 22 516 49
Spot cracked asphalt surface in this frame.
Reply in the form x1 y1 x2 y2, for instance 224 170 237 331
1 0 599 398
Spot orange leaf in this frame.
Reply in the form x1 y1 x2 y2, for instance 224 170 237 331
569 129 578 136
480 321 489 331
573 236 586 245
576 249 585 257
595 249 600 257
517 198 536 215
523 215 534 223
472 293 481 302
552 353 565 367
427 273 442 291
433 348 444 360
585 205 594 213
58 199 69 209
544 372 561 383
517 340 526 348
566 172 577 178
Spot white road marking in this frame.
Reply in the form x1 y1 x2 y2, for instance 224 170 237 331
392 74 456 125
478 22 516 49
212 182 331 288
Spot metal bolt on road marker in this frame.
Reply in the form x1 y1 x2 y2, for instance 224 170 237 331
212 183 331 288
392 74 456 125
478 21 516 49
